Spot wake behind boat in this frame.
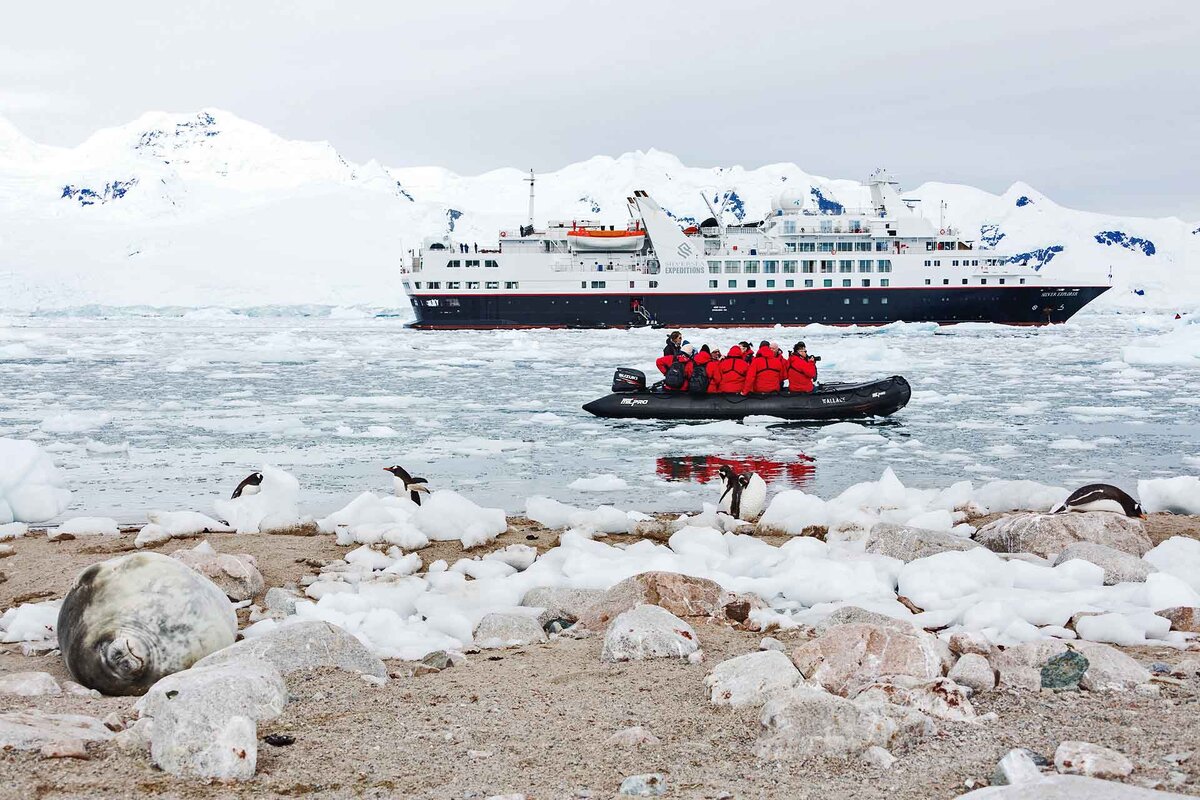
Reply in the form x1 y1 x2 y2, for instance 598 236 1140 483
583 372 911 421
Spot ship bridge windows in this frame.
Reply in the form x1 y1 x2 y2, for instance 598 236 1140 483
798 242 816 252
447 260 461 268
836 242 854 252
724 260 741 273
505 281 519 289
707 260 721 274
855 241 872 252
744 261 759 274
839 260 853 273
878 259 892 272
817 242 834 253
763 260 778 273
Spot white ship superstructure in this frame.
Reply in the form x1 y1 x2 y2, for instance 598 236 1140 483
402 170 1109 328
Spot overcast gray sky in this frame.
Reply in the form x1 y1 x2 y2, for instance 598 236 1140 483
4 1 1198 219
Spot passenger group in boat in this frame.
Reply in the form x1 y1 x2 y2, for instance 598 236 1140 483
653 336 819 394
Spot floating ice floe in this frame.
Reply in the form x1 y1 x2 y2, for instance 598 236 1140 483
0 438 72 524
38 410 113 434
212 466 304 533
567 474 630 492
318 489 506 550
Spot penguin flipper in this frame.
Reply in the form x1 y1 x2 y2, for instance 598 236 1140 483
412 477 428 484
410 491 423 506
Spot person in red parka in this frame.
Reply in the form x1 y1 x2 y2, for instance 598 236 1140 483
786 341 818 393
655 342 694 391
717 345 750 393
691 346 723 393
742 340 786 394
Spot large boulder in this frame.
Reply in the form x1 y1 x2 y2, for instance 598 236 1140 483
853 676 976 721
601 604 699 663
1156 606 1200 633
704 650 801 707
193 620 387 680
0 711 113 751
955 775 1190 798
988 641 1070 691
757 685 934 761
1052 542 1156 585
974 512 1151 559
1069 641 1151 691
135 659 286 781
520 587 605 628
171 541 265 601
576 571 726 631
790 623 951 696
864 523 980 562
473 612 548 648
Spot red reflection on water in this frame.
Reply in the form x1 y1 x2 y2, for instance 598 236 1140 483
656 455 816 490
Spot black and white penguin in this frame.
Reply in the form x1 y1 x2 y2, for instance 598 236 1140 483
230 471 264 499
1051 483 1144 518
384 465 430 505
716 466 767 522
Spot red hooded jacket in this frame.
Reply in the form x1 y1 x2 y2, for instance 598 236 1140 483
655 353 692 391
786 353 818 393
717 346 750 393
742 345 786 394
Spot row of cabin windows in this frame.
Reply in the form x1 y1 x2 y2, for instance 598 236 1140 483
445 259 500 268
416 281 521 290
709 279 893 289
924 277 1026 285
780 220 869 235
710 259 892 274
785 241 891 253
580 280 660 289
924 259 987 267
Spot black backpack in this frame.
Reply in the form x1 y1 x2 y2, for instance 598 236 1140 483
664 357 689 390
688 362 710 394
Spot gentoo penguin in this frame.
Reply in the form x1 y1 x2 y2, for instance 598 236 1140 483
384 465 430 505
1051 483 1144 518
230 471 264 499
716 466 768 522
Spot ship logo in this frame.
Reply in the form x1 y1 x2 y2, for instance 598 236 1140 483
677 242 695 259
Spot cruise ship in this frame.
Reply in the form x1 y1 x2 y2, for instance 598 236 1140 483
401 170 1109 329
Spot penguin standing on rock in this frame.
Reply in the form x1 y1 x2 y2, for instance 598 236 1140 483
1051 483 1144 518
230 472 264 499
384 465 431 505
716 465 767 522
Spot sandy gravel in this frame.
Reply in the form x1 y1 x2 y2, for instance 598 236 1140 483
0 515 1197 799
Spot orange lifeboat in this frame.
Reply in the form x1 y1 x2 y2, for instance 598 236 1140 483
567 227 646 252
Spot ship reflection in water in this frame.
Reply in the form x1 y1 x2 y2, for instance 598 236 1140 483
656 455 816 491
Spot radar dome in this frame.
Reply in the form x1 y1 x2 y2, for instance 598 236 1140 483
773 188 807 211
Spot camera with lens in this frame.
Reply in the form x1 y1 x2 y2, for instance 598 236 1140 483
809 355 821 362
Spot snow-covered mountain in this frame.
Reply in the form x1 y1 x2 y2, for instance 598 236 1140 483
1 108 1196 311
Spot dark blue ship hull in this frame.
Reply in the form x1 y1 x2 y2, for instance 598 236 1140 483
406 285 1109 329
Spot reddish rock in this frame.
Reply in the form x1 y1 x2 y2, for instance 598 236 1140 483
1156 606 1200 633
39 739 89 759
575 571 726 631
790 623 951 696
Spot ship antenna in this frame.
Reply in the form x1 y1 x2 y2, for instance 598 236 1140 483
525 169 536 229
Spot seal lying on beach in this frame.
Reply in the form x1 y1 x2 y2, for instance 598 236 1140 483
57 551 237 696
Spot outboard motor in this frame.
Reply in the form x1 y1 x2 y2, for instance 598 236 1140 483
612 368 646 393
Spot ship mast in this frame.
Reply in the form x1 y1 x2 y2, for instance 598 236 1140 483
525 169 536 229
